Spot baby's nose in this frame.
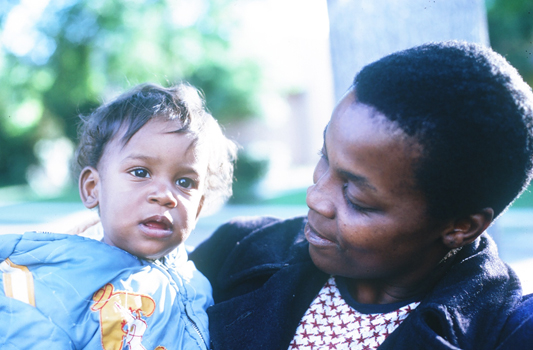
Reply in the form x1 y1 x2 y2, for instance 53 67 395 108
148 183 178 208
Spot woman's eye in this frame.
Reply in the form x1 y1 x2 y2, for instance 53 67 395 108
177 178 194 189
342 184 373 213
130 169 149 178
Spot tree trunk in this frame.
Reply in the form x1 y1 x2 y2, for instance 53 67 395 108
327 0 489 101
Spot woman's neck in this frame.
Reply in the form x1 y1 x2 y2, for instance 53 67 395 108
346 248 460 304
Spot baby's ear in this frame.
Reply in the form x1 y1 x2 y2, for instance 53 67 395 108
79 166 100 209
442 208 494 249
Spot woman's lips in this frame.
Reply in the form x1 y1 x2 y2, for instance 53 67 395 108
304 223 337 248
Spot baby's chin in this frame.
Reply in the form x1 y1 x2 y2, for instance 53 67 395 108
134 246 179 260
102 238 180 260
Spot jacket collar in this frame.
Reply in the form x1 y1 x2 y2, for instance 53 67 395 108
381 233 522 349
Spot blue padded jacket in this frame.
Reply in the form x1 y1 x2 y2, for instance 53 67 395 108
0 231 212 350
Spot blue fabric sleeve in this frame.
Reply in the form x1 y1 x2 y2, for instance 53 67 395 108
0 234 22 261
0 294 75 349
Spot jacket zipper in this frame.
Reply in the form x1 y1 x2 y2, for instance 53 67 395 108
154 260 209 350
185 305 209 349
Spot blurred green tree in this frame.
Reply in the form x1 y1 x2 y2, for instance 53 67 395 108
486 0 533 207
485 0 533 207
0 0 262 190
486 0 533 86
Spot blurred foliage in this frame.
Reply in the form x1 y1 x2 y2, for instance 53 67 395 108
230 150 269 203
0 0 263 188
2 0 532 206
486 0 533 86
486 0 533 208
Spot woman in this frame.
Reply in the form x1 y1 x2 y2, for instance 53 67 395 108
191 41 533 350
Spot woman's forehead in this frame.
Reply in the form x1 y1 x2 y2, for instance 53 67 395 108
327 104 405 147
327 91 421 151
326 98 424 197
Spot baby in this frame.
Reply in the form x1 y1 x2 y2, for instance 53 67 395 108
0 83 237 349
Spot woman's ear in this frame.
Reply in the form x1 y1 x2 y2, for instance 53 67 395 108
442 208 494 249
79 166 100 209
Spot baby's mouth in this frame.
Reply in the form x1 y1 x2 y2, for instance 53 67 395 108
140 215 173 233
144 221 169 230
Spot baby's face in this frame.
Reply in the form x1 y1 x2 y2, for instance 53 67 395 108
93 118 208 259
305 90 450 291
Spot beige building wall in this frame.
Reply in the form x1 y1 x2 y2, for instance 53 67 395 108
229 0 489 198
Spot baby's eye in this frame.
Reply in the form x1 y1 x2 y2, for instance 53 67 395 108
130 168 150 178
176 177 195 189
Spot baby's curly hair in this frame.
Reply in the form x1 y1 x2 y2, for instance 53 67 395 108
353 41 533 220
76 83 237 212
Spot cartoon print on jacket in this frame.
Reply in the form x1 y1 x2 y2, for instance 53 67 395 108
91 283 166 350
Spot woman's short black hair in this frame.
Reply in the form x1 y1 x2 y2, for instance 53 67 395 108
353 41 533 219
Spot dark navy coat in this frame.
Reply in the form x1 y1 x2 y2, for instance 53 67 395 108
191 216 531 350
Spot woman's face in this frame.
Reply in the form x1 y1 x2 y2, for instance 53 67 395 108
305 90 450 291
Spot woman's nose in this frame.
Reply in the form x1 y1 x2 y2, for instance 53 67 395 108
148 182 178 208
306 171 336 219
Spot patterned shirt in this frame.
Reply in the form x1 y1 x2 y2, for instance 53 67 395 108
289 276 420 350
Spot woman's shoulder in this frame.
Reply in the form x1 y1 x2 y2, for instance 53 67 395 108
496 293 533 349
195 215 306 250
217 215 305 237
189 215 307 283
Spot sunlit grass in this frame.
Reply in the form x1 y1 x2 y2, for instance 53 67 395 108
512 184 533 208
0 184 80 204
258 189 307 206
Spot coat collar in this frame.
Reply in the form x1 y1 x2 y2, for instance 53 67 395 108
381 233 522 349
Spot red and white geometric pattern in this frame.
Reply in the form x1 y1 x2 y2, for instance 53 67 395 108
289 276 419 350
